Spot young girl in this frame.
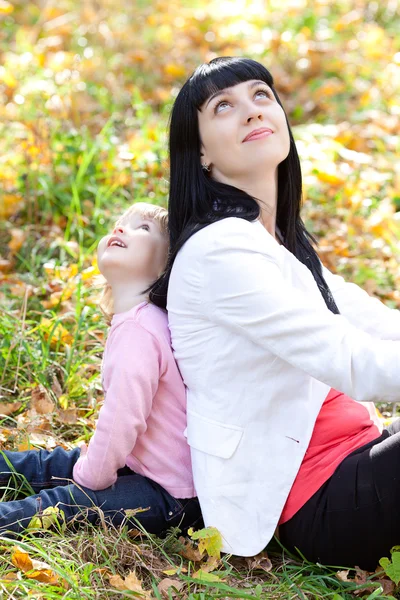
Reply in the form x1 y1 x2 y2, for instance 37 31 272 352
0 202 201 537
150 57 400 570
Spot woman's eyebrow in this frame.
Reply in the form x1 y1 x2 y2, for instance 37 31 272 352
204 80 270 109
205 88 233 109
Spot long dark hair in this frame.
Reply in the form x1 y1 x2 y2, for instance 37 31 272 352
150 57 339 314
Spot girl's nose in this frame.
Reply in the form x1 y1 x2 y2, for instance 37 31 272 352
113 225 124 234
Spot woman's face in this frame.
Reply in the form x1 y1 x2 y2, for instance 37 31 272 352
198 79 290 183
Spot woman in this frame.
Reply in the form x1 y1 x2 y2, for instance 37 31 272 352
150 57 400 570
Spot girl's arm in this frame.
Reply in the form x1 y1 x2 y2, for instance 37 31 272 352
73 321 160 491
200 218 400 403
322 265 400 340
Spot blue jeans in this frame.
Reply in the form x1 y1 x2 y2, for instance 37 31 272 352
0 447 202 537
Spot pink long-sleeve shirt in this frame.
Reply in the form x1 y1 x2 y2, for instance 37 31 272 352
73 301 195 498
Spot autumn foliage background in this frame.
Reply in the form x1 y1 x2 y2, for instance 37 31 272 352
0 1 400 597
0 0 400 458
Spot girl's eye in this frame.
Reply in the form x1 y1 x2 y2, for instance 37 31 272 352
140 224 150 231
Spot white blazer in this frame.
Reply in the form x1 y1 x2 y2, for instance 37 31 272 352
167 217 400 556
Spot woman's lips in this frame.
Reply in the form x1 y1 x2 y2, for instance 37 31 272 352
243 128 274 142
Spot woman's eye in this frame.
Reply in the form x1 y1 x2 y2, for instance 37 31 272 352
255 89 271 100
215 100 230 114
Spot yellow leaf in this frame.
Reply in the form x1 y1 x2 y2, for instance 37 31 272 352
164 63 186 78
81 265 100 281
41 319 73 349
11 547 33 571
316 170 345 186
0 194 23 219
0 0 14 15
192 568 223 582
163 566 187 575
25 567 58 585
188 527 223 559
28 506 65 531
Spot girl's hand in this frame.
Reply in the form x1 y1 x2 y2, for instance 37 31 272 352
78 442 88 457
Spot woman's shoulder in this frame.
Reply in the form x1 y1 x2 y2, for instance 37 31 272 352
183 217 279 256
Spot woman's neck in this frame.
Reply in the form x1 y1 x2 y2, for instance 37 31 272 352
230 171 278 239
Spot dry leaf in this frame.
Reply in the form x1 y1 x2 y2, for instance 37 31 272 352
51 375 63 398
8 228 26 255
246 551 272 573
108 570 153 598
336 570 350 582
0 571 19 581
57 407 78 424
0 401 22 416
30 384 55 414
157 578 184 598
177 536 203 562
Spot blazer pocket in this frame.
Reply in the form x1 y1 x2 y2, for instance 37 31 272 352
186 410 244 459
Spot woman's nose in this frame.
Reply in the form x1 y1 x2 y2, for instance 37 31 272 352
246 111 263 123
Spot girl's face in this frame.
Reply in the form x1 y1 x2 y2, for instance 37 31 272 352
198 79 290 183
97 211 168 286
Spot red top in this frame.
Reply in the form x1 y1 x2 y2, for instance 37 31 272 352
279 389 381 524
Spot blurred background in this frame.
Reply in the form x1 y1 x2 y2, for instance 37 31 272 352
0 0 399 442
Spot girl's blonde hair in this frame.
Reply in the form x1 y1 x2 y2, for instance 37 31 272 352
99 203 168 323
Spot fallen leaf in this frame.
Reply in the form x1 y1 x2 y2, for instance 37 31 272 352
8 228 26 255
51 375 63 398
57 407 78 424
177 536 203 562
192 568 224 582
157 578 184 598
30 384 55 414
108 570 153 598
28 506 66 532
0 401 22 416
0 571 19 581
163 566 187 575
336 570 350 582
11 546 33 571
11 546 67 587
188 526 223 558
380 549 400 585
0 258 12 273
246 551 272 573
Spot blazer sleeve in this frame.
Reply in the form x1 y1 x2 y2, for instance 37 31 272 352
322 265 400 340
201 219 400 403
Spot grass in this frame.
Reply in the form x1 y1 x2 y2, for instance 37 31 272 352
0 523 394 599
1 0 400 597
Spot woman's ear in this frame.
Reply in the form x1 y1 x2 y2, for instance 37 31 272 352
200 150 211 171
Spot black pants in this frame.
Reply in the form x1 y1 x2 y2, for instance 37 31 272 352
279 419 400 570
